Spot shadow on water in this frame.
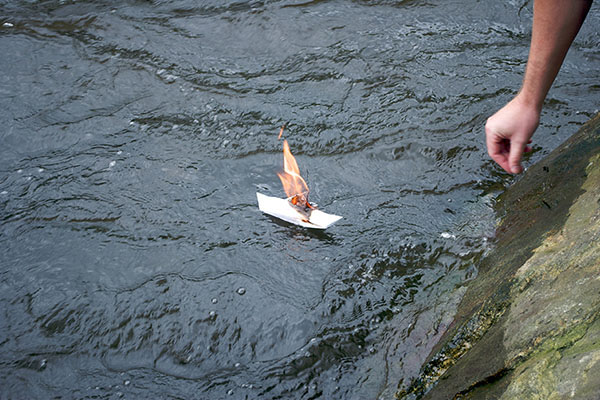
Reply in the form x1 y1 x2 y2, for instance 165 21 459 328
263 215 338 243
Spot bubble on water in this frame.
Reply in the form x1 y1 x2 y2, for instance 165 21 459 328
211 298 218 304
156 69 177 84
16 169 22 174
37 168 44 173
117 150 122 155
236 287 246 295
209 310 216 317
124 380 130 386
3 22 14 28
109 161 116 168
234 362 241 368
227 389 234 396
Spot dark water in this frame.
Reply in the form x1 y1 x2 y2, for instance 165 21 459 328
1 1 598 399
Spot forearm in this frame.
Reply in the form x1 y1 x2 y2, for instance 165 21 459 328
518 0 592 110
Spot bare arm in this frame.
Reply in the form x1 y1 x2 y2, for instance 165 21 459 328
485 0 592 174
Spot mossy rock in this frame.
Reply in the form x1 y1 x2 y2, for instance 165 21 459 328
397 113 600 400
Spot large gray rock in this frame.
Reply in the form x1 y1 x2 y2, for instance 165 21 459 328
397 113 600 399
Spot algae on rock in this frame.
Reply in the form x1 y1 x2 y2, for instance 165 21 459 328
397 113 600 400
499 153 600 400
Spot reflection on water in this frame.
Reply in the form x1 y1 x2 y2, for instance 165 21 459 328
1 0 598 398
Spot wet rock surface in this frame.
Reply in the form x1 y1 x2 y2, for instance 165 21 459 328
398 113 600 400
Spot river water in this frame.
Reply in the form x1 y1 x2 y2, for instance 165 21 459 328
1 1 598 399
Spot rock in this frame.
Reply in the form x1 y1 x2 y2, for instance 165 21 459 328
397 113 600 400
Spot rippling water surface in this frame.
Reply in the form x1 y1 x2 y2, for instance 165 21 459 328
1 1 598 399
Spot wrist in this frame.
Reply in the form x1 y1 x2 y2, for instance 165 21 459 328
514 89 544 114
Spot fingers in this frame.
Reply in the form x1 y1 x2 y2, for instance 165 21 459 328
508 140 526 174
485 95 540 174
486 138 512 174
486 132 533 174
485 122 512 173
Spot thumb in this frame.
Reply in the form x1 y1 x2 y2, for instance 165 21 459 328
508 141 525 174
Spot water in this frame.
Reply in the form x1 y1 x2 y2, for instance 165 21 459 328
1 1 598 399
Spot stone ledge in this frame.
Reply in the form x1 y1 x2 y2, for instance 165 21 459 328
397 113 600 400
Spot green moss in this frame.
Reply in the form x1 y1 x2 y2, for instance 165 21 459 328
500 317 600 400
561 318 600 359
396 113 600 400
538 322 589 355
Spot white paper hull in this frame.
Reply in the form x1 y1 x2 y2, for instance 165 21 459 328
256 192 342 229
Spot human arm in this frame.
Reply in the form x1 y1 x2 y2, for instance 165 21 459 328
485 0 592 174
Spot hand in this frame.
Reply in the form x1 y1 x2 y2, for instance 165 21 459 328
485 95 539 174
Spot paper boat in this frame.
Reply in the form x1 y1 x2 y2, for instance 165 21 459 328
257 192 342 229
